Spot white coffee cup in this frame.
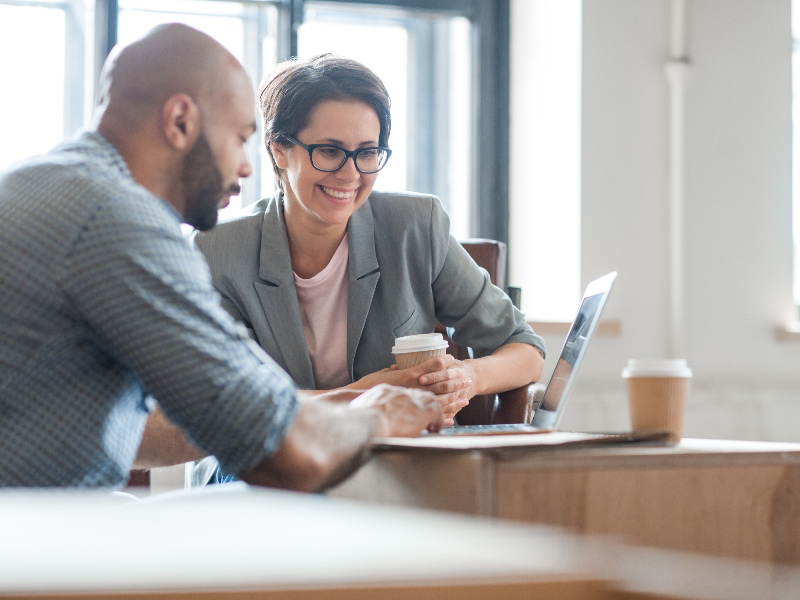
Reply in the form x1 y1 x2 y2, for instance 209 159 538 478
392 333 449 369
622 359 692 443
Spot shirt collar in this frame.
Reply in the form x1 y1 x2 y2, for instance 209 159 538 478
82 130 185 225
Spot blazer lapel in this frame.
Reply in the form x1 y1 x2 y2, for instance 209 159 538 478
346 199 380 381
253 195 315 388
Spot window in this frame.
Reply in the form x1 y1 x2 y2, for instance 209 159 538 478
298 2 474 238
793 2 800 307
1 0 508 247
0 0 95 171
509 0 581 321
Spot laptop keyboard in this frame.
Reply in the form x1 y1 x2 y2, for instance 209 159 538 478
430 423 544 436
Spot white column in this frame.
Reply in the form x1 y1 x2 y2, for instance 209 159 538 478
665 0 691 357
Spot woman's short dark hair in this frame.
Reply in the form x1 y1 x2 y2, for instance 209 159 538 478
259 54 392 191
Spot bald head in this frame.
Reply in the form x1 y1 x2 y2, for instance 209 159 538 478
94 23 249 133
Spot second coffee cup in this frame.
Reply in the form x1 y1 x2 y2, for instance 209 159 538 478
392 333 448 369
622 358 692 443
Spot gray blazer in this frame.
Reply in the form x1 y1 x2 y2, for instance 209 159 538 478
193 190 545 390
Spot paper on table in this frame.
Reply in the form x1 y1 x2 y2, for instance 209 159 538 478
372 430 672 452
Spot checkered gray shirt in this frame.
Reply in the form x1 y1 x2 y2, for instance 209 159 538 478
0 131 299 487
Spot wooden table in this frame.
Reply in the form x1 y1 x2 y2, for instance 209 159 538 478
0 485 612 600
329 438 800 565
4 481 798 600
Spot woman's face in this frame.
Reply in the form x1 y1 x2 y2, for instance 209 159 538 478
272 100 382 233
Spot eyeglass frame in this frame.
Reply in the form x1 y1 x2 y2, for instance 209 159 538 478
283 135 392 174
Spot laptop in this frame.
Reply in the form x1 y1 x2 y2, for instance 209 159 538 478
435 271 618 436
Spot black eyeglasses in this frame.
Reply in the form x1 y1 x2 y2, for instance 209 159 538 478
284 135 391 174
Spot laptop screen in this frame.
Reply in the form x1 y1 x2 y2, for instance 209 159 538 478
530 271 617 430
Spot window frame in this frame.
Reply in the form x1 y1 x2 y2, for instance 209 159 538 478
305 0 510 244
97 0 511 244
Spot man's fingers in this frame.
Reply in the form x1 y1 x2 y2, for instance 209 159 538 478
419 398 445 433
400 387 444 430
427 419 444 432
355 385 445 438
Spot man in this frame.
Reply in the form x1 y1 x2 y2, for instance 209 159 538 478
0 23 443 490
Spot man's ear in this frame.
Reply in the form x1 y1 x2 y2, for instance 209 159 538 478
162 93 201 150
270 140 289 169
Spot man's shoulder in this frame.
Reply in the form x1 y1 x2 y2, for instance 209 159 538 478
23 132 124 183
2 147 140 235
2 133 149 212
2 143 98 191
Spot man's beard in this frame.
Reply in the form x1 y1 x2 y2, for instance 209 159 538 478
181 131 239 231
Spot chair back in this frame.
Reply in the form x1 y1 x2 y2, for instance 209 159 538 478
461 238 507 290
434 239 519 425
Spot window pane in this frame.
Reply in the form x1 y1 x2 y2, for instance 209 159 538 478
794 1 800 38
445 16 472 241
299 4 475 240
0 6 65 170
793 49 800 305
794 0 800 307
117 0 247 63
509 0 581 320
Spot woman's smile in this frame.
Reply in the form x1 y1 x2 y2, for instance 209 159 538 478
319 184 358 203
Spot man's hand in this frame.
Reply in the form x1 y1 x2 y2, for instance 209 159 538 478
353 355 471 426
134 406 206 469
349 383 444 437
243 385 442 492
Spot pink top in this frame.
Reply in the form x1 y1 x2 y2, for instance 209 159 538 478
293 235 351 390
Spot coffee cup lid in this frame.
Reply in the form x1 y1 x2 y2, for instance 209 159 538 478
622 358 693 378
392 333 448 354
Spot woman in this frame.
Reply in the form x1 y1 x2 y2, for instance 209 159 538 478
193 54 546 428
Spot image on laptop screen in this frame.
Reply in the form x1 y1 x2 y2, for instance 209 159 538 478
530 271 617 430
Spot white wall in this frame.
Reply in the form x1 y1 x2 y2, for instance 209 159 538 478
510 0 800 441
509 0 582 322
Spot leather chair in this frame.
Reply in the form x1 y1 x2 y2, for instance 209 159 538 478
434 238 544 425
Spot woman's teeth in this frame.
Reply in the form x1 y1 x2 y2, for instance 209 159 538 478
321 186 353 199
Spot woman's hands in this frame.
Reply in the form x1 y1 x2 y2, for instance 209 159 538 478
416 357 477 425
327 344 542 428
352 354 476 426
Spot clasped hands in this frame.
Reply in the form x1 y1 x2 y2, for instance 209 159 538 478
357 354 476 426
